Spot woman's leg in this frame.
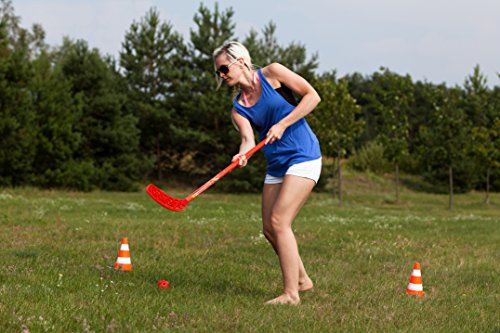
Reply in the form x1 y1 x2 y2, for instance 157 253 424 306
262 175 316 304
262 184 314 292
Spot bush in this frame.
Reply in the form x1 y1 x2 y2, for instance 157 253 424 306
35 160 98 192
347 141 392 174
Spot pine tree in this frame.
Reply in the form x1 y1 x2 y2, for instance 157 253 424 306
180 3 240 185
30 48 83 188
464 65 497 203
120 7 185 183
58 39 147 191
244 22 318 81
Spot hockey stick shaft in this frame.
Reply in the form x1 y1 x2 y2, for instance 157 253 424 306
185 140 266 202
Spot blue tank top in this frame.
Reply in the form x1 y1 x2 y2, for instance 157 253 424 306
233 69 321 177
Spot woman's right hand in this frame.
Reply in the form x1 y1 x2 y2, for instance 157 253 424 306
232 153 248 168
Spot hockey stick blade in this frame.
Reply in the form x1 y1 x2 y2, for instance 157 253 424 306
146 184 188 212
146 140 266 212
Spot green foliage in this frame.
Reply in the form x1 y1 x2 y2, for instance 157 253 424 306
217 154 268 193
308 73 363 202
365 68 413 164
40 159 98 192
0 1 499 194
463 65 492 127
0 4 37 186
344 72 381 147
244 22 319 81
177 4 249 187
408 81 437 154
347 141 392 174
489 86 500 191
29 50 83 188
120 8 185 182
464 66 499 195
471 122 499 171
58 39 148 191
416 86 476 192
309 72 363 158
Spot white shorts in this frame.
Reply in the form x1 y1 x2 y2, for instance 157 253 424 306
264 157 322 184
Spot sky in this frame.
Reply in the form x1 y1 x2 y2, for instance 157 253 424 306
12 0 500 87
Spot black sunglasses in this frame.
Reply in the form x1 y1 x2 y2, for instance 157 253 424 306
215 60 238 76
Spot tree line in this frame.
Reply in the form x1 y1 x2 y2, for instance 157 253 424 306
1 1 498 205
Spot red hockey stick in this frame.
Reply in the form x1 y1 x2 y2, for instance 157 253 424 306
146 140 266 212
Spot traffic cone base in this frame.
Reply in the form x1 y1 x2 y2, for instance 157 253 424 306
406 262 424 297
114 237 132 271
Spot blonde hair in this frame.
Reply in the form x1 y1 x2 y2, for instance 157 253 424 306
213 41 254 89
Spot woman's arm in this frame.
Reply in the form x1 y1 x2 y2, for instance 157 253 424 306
262 63 321 144
231 109 255 167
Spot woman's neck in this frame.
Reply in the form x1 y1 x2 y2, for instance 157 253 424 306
240 71 259 106
240 70 258 91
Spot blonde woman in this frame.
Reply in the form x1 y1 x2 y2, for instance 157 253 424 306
213 41 321 305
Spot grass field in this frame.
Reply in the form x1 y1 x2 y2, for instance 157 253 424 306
1 175 499 332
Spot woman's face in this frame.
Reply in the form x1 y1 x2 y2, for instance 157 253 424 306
215 54 241 86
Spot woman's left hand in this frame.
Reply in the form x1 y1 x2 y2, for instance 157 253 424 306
266 123 286 144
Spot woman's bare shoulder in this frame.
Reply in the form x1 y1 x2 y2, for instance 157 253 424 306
261 63 289 88
261 63 288 77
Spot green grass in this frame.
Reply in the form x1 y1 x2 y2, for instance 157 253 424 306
0 179 499 332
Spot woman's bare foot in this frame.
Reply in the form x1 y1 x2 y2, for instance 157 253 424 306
299 277 314 292
265 294 300 305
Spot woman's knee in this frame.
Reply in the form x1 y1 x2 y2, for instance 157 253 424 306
269 213 290 234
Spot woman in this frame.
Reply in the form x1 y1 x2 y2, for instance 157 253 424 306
213 41 322 305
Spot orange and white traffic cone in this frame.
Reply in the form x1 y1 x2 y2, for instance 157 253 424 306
114 237 132 271
406 262 424 297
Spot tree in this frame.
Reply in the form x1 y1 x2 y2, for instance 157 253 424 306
489 82 500 192
463 65 491 128
0 0 37 186
30 47 83 188
244 22 319 82
59 39 147 191
402 80 442 177
463 65 498 203
186 2 235 139
365 68 413 203
179 3 244 187
309 72 363 205
471 121 499 204
417 86 471 210
120 7 185 182
344 72 379 150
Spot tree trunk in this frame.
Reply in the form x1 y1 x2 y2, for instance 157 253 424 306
485 168 490 205
448 165 453 210
338 155 343 207
395 163 400 204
